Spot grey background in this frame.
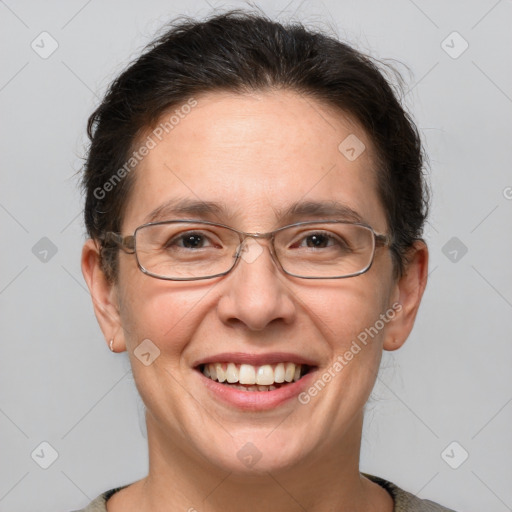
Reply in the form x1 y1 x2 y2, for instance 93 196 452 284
1 0 511 511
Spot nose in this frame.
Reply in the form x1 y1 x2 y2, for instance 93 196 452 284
216 237 297 331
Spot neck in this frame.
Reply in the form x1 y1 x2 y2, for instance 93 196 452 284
118 412 392 512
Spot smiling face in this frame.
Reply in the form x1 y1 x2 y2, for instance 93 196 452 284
83 89 426 481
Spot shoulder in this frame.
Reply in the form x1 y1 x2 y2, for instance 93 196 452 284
362 473 459 512
69 485 128 512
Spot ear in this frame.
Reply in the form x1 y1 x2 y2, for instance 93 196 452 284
81 239 126 352
383 240 429 351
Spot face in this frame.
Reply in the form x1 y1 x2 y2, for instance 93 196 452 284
86 90 422 477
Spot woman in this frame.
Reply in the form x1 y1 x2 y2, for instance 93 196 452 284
78 10 456 512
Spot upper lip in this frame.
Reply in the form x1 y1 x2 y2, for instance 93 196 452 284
192 352 319 368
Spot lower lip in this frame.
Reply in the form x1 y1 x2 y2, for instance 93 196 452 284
197 369 317 411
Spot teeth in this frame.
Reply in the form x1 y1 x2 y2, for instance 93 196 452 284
274 363 285 383
202 362 305 387
215 363 226 383
222 383 278 392
284 362 295 383
225 363 238 383
239 364 256 385
256 365 274 385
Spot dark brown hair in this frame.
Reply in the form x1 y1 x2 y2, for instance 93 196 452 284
82 9 429 281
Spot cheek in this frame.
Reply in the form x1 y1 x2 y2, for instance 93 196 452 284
118 275 212 355
300 274 391 347
117 281 212 413
297 274 394 402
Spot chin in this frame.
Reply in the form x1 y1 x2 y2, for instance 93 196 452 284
191 426 314 477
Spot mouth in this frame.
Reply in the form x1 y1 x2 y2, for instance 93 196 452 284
197 362 313 392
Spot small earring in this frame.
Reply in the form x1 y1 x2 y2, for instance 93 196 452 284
109 339 114 352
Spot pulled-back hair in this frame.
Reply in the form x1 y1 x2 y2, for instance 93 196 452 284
82 9 429 281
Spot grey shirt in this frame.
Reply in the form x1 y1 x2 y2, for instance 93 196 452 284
71 473 458 511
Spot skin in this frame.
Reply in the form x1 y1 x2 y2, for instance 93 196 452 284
82 90 428 512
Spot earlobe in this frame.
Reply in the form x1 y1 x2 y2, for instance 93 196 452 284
81 239 126 352
383 240 429 352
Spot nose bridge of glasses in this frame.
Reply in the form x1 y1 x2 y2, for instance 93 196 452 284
237 228 274 239
234 230 279 268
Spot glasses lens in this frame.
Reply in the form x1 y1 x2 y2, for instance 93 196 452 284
133 221 376 280
135 222 239 279
274 222 375 278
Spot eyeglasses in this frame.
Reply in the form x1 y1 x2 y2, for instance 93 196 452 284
102 219 391 281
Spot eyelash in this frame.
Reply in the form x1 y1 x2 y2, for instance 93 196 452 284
164 230 350 251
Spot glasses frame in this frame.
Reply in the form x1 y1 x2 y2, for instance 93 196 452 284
102 219 391 281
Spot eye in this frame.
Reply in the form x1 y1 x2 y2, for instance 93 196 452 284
301 233 333 249
292 231 350 251
165 231 219 250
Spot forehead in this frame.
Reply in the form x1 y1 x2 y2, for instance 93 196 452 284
124 90 386 232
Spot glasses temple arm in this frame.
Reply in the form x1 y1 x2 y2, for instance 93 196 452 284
100 232 136 253
375 233 392 247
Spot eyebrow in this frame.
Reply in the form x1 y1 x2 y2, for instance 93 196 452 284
277 200 363 224
144 198 229 224
143 197 364 225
